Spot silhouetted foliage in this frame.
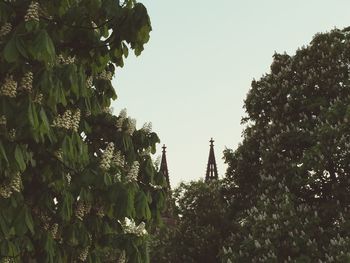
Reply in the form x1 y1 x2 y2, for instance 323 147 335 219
222 28 350 262
151 179 233 263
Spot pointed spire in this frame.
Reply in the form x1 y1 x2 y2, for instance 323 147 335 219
160 144 171 190
205 138 218 182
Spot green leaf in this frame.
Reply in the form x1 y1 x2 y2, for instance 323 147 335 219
31 30 56 63
14 208 27 235
59 192 73 221
28 102 39 129
0 213 10 237
39 107 51 135
0 142 8 164
15 36 29 58
4 37 19 63
15 145 26 171
24 208 35 234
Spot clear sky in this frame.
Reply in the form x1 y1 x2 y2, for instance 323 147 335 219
112 0 350 188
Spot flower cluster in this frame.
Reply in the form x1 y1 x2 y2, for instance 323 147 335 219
0 173 22 198
127 118 136 134
19 72 33 92
0 23 12 38
8 129 16 141
33 93 43 104
75 201 91 221
57 54 76 65
98 70 113 81
141 122 152 133
95 205 105 218
0 75 17 98
0 115 6 126
118 251 126 263
86 76 93 88
78 246 90 262
116 109 127 130
65 173 71 185
112 150 125 168
54 149 63 161
52 109 80 131
50 223 59 239
1 257 11 263
115 109 137 135
100 142 115 170
24 1 40 22
126 161 140 182
119 217 148 237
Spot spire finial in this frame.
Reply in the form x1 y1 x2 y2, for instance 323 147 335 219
160 144 171 190
205 138 218 182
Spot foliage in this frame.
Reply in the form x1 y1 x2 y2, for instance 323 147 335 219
0 0 165 262
151 179 233 263
222 28 350 262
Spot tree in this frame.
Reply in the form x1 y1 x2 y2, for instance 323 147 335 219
223 28 350 262
0 0 165 262
151 179 233 263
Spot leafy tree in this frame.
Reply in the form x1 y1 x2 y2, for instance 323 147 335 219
151 179 233 263
222 28 350 262
0 0 165 262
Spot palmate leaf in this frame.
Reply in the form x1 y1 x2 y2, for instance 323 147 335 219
31 30 56 64
0 141 9 164
0 1 160 262
14 145 26 172
4 36 19 63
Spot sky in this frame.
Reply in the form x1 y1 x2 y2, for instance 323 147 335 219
112 0 350 188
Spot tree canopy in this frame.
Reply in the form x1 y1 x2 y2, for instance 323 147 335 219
223 27 350 262
0 0 166 262
151 179 233 263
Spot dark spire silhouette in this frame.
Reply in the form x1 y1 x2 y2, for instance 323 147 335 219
160 144 171 190
205 138 218 182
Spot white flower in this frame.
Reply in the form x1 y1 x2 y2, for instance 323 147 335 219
127 118 136 135
99 70 113 81
141 122 152 133
57 54 75 65
254 240 261 248
33 93 43 104
0 23 12 38
0 115 7 126
126 161 140 182
118 250 126 263
24 1 40 22
10 172 22 192
52 109 80 131
112 150 125 168
0 75 17 98
86 76 93 88
0 185 12 198
100 142 115 170
78 246 89 262
119 108 127 119
119 217 148 237
19 72 33 92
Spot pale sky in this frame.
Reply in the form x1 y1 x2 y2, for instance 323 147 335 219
112 0 350 188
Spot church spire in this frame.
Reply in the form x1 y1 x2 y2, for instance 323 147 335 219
205 138 218 182
160 144 171 190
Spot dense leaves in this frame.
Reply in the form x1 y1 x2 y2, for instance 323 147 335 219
0 0 165 262
223 28 350 262
151 180 233 263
